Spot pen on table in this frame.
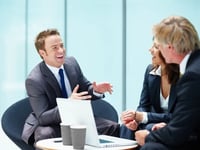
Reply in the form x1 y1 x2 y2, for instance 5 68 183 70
54 140 62 143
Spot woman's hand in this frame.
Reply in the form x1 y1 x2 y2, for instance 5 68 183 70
152 122 167 131
120 110 136 124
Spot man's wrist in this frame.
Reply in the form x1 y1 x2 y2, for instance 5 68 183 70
93 90 104 98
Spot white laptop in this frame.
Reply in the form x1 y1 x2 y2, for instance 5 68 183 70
56 98 137 148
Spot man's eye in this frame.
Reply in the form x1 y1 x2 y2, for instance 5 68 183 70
52 46 58 50
153 44 159 49
154 46 159 49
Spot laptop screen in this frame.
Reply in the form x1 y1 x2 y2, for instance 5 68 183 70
56 98 101 146
99 139 114 144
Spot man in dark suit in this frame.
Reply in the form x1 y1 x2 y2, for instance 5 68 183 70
21 29 119 147
135 16 200 150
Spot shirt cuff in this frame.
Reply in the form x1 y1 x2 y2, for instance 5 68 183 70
141 112 148 124
93 90 104 98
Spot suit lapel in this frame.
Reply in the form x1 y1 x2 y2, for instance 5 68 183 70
168 85 176 112
152 77 162 112
63 59 77 90
40 62 62 97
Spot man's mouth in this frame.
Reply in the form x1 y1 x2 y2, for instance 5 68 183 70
57 55 64 59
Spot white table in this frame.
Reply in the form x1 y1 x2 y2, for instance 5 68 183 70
36 137 138 150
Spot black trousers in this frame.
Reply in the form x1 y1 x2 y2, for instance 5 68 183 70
95 117 120 137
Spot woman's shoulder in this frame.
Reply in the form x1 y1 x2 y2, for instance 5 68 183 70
146 64 154 72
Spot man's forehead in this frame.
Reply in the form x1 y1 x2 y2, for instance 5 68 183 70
45 35 63 46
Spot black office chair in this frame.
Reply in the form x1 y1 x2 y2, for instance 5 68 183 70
1 97 35 150
91 99 119 123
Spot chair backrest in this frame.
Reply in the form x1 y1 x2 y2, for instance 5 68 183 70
1 97 35 150
91 99 118 122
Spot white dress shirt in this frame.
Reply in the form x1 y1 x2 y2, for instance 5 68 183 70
46 64 72 97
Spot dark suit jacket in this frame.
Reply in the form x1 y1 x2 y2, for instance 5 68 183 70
21 56 102 144
146 50 200 149
137 64 177 130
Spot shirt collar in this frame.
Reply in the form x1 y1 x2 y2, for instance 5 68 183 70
149 65 161 76
46 64 64 75
180 53 191 75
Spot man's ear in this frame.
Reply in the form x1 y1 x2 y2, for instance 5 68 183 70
168 44 175 52
39 49 45 57
168 44 173 49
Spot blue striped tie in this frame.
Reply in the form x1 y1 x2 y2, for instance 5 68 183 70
59 69 68 98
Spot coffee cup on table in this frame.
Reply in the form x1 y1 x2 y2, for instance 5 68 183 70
70 125 86 150
60 123 72 145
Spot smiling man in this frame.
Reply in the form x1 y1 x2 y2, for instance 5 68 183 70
21 29 120 148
